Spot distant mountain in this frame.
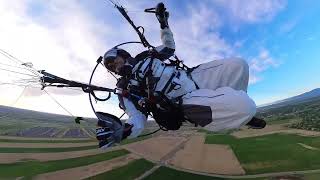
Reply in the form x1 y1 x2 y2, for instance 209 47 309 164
0 105 99 138
278 88 320 103
259 88 320 111
0 105 96 123
0 105 160 138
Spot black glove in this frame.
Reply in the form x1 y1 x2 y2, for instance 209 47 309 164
96 127 114 149
155 2 169 29
96 120 133 149
122 123 133 140
95 112 125 150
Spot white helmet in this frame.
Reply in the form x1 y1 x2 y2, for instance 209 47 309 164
103 48 131 68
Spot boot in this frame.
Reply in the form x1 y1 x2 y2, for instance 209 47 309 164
246 117 266 129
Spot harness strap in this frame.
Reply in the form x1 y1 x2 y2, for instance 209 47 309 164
160 71 177 95
187 65 200 89
145 57 155 99
135 60 147 81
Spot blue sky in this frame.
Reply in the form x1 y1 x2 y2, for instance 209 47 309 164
243 0 320 103
0 0 319 116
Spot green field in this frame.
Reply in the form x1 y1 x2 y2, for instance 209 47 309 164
303 172 320 180
257 97 320 130
0 117 97 138
120 135 151 145
86 159 154 180
266 117 301 125
0 149 129 178
205 133 320 174
144 166 225 180
144 166 273 180
0 133 152 153
0 123 34 135
0 138 95 143
0 145 98 153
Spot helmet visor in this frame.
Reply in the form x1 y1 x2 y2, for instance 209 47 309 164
103 48 118 71
104 57 116 72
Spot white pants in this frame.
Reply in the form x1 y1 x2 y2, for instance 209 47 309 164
182 58 256 132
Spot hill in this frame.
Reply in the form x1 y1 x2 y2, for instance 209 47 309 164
0 105 161 138
259 88 320 111
257 91 320 131
0 105 98 138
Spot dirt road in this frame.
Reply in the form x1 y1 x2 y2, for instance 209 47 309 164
33 153 140 180
168 134 245 175
232 124 320 138
0 135 92 141
0 142 97 148
0 147 121 164
124 136 186 162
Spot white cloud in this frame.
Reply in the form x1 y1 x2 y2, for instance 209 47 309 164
249 48 280 84
0 0 286 116
306 36 316 41
188 3 222 37
170 3 234 67
216 0 286 23
279 19 298 34
234 39 247 48
249 75 262 85
109 1 234 66
0 1 123 116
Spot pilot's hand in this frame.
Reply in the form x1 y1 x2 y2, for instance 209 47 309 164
96 127 115 149
155 2 169 29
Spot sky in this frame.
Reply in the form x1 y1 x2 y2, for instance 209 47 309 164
0 0 320 118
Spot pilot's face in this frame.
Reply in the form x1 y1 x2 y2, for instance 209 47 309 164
105 56 125 73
